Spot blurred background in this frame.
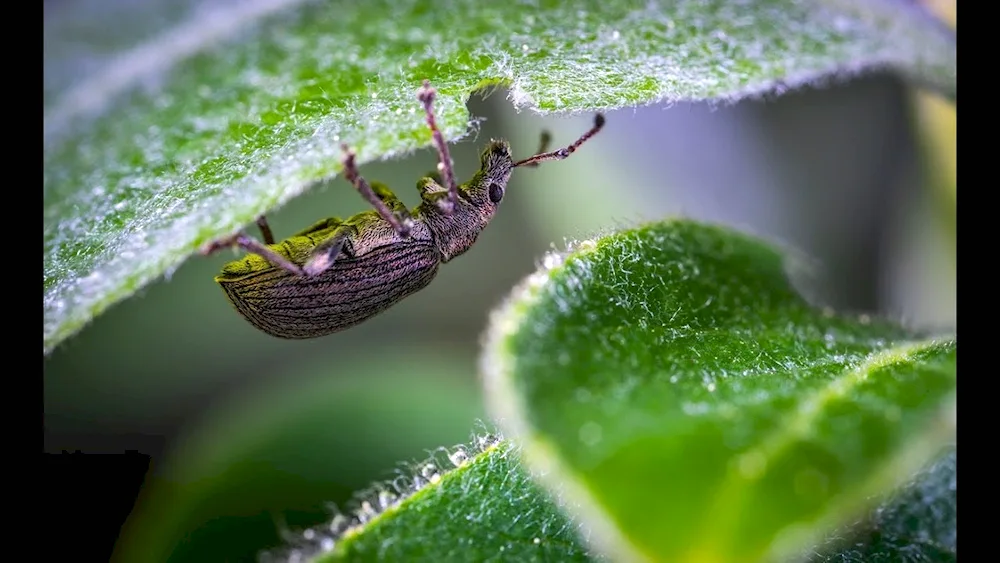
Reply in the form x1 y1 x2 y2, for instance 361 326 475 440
44 1 955 561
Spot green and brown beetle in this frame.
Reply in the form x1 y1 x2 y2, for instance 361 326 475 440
203 80 604 338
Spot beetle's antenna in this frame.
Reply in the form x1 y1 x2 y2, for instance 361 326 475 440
517 131 552 168
514 114 605 168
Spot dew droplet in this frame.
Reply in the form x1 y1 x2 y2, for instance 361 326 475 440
477 433 500 451
329 513 348 533
448 447 469 467
378 490 396 509
542 252 563 269
421 463 437 479
824 333 836 348
358 500 377 523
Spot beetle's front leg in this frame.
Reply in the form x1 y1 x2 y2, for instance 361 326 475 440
417 80 458 214
340 145 412 237
201 232 304 276
302 225 357 277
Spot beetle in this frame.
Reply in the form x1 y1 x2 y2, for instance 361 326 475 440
202 80 604 338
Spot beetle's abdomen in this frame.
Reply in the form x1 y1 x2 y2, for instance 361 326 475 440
218 240 440 338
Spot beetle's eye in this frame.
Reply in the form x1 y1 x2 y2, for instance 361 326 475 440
488 182 504 203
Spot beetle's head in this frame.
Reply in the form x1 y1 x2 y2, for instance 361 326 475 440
465 139 515 216
429 115 604 262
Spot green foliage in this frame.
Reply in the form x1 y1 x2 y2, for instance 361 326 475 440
44 0 955 354
483 221 955 562
46 2 956 561
292 443 954 563
313 440 595 563
804 446 956 562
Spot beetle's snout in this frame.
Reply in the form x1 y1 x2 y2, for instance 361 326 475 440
479 140 513 175
481 140 512 161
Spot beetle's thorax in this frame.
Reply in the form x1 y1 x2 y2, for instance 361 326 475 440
422 140 514 262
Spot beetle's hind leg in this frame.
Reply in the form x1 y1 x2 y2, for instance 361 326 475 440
340 145 413 237
201 232 304 276
303 224 357 277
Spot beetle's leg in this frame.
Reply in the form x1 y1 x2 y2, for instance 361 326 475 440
371 181 414 225
416 175 446 196
201 233 304 276
256 216 275 245
303 225 357 277
417 80 458 214
416 176 454 210
340 145 412 237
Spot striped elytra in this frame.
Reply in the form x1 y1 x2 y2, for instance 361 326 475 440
218 236 440 339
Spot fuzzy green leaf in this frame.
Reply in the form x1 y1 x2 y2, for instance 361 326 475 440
483 220 956 562
805 446 956 562
44 0 956 354
269 440 954 562
300 439 596 563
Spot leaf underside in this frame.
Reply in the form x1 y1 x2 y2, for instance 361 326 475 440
43 0 955 353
